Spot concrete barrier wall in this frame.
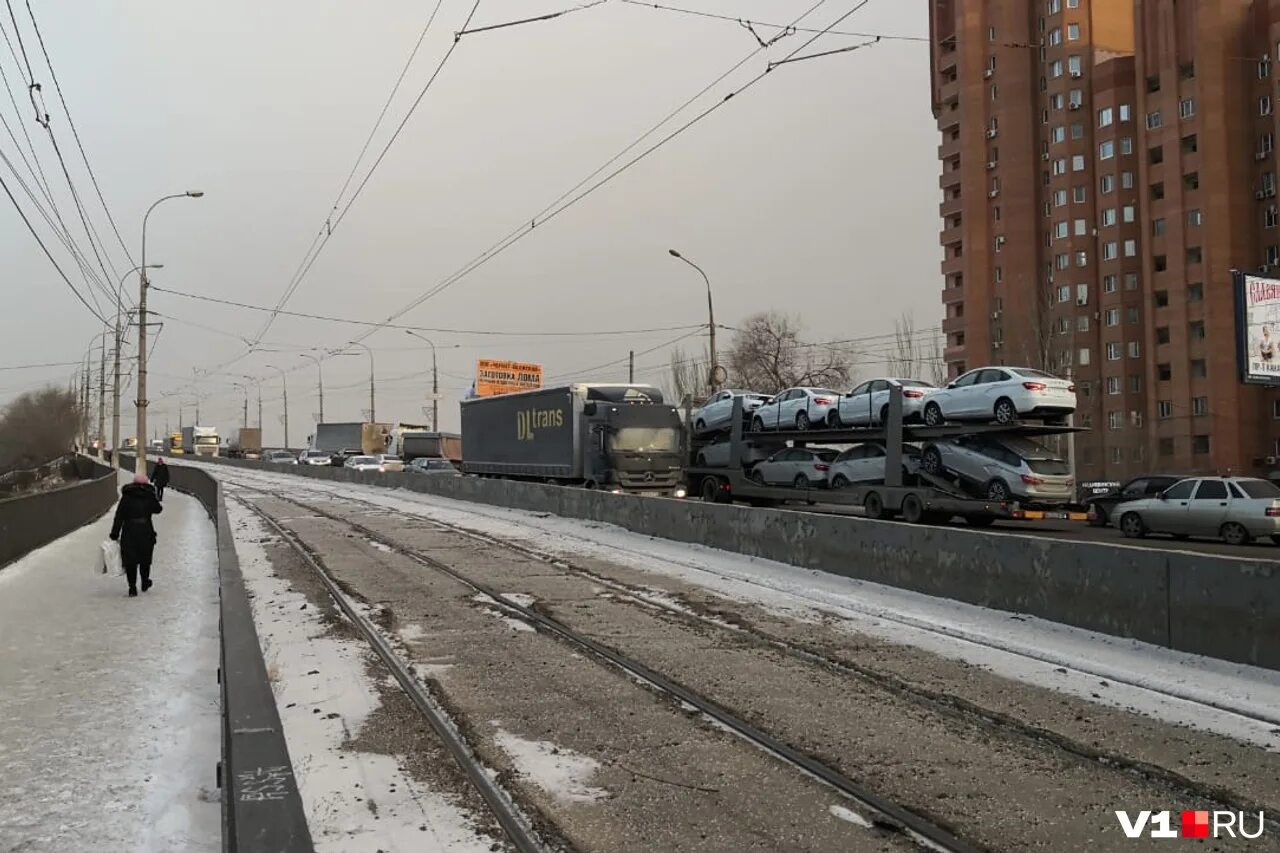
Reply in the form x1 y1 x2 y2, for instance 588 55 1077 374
194 456 1280 671
0 457 116 569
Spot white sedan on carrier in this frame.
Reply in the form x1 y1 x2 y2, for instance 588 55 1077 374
831 378 937 427
922 367 1076 426
750 387 843 431
691 390 772 434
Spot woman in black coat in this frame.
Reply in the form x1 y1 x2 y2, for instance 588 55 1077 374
152 457 171 501
110 474 163 597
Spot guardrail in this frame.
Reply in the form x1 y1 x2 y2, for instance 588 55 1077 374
191 455 1280 672
0 456 116 568
126 456 314 852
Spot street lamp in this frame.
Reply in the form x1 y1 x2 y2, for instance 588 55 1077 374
301 353 324 424
668 248 720 392
347 341 376 422
266 364 288 450
403 331 439 430
136 190 203 474
112 263 162 468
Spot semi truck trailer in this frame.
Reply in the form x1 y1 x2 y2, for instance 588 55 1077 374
228 427 262 460
181 425 220 457
312 422 391 456
399 431 462 462
461 384 685 496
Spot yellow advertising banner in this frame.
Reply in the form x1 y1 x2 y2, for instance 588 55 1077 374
475 359 543 397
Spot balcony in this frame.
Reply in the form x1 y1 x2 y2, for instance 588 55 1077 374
938 78 960 106
940 168 963 190
941 281 965 303
939 223 964 246
939 194 963 218
942 315 966 335
938 136 961 160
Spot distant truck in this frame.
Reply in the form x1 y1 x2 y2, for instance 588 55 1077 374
399 431 462 463
168 432 185 455
228 427 262 460
181 425 220 457
460 384 685 496
312 422 391 457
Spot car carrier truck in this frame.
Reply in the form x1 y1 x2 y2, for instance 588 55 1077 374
461 384 686 496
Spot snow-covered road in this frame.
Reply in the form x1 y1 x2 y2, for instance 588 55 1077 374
0 479 221 853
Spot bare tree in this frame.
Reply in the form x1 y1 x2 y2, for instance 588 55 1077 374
727 311 851 393
666 345 711 407
0 386 81 474
1022 284 1055 371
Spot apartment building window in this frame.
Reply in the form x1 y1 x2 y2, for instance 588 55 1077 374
1052 126 1066 144
1192 397 1208 416
1124 240 1137 257
992 84 999 101
1108 411 1123 430
1121 137 1133 155
1056 254 1070 270
1077 315 1090 332
1053 93 1065 109
1158 363 1172 381
1128 307 1140 325
1129 341 1141 358
1185 172 1200 191
1053 158 1067 175
1122 171 1135 189
1098 106 1113 128
1149 145 1164 165
1188 209 1202 227
1072 155 1086 172
1057 316 1071 334
1054 221 1069 239
1074 185 1086 203
1106 376 1121 394
1266 172 1277 195
1078 348 1091 365
995 236 1006 252
1123 205 1136 222
1073 218 1087 236
988 26 996 41
1119 104 1132 121
1269 245 1280 265
1076 250 1088 267
1261 56 1272 78
1188 283 1203 301
1049 28 1062 46
1155 290 1169 307
1179 98 1196 119
1109 447 1122 465
1274 399 1280 419
1067 0 1079 7
1156 327 1171 344
1101 174 1114 194
1103 274 1118 293
1158 401 1173 419
1102 208 1117 227
1068 23 1080 40
1076 283 1089 305
1129 375 1142 393
1187 246 1202 264
1158 437 1174 456
1042 108 1050 124
1182 134 1198 153
1151 182 1165 201
1051 58 1063 77
1068 56 1082 75
1152 217 1165 236
1125 273 1139 290
1263 133 1275 155
1193 435 1210 455
1070 90 1083 108
1147 74 1161 93
1055 284 1070 304
1071 122 1084 140
1099 140 1115 160
1107 342 1122 360
995 267 1003 283
1146 110 1162 129
1190 320 1206 340
1048 0 1061 12
1055 189 1068 207
1154 255 1168 271
1263 96 1273 117
1105 308 1120 326
1269 207 1280 229
1103 241 1118 260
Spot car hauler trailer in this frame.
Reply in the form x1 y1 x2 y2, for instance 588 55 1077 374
684 385 1085 526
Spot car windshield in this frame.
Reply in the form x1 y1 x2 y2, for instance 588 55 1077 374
1236 479 1280 498
1011 368 1057 379
609 427 681 453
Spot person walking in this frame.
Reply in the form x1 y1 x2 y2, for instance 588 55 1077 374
152 457 171 501
110 474 163 597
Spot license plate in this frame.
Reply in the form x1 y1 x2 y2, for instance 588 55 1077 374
1041 510 1071 519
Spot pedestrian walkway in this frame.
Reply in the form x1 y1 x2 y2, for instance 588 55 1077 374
0 477 221 853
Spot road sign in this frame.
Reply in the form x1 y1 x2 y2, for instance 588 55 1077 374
475 359 543 397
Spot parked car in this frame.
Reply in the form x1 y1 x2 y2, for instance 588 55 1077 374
693 437 781 469
692 390 772 434
749 447 838 488
1113 477 1280 545
1083 475 1183 527
831 378 937 427
299 449 332 467
921 367 1076 426
378 454 405 473
407 457 460 475
751 387 843 431
344 455 382 472
920 434 1073 504
265 450 297 465
829 443 921 489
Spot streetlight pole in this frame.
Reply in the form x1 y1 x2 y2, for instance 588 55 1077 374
112 263 162 468
301 353 324 424
267 365 288 450
136 190 203 474
348 341 375 422
97 330 107 459
403 331 438 430
668 249 720 392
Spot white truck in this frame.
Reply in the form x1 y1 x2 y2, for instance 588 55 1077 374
182 425 220 457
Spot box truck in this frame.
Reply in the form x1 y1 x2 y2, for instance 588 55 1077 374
228 427 262 460
399 431 462 463
181 426 220 457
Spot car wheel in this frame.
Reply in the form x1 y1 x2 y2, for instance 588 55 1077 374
751 417 765 433
901 493 924 524
1120 512 1147 538
794 473 811 490
863 491 885 520
796 411 811 430
827 410 843 429
831 474 849 490
879 404 890 426
994 397 1018 425
985 479 1011 501
750 469 765 485
695 419 706 433
1220 522 1252 546
1087 506 1109 527
923 402 944 426
921 447 943 476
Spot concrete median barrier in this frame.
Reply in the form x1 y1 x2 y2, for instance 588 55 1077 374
0 457 117 569
192 455 1279 671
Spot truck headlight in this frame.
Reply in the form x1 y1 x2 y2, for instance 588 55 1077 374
673 486 688 499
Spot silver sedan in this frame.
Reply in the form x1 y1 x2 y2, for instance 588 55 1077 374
1113 476 1280 545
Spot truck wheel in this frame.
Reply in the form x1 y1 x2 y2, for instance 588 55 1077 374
796 411 811 430
901 493 924 524
994 398 1018 425
864 491 885 520
923 402 944 426
700 478 719 503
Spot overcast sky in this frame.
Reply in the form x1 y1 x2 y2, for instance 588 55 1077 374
2 0 939 444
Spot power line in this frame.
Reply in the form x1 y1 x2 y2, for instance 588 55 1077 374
620 0 927 43
0 358 81 371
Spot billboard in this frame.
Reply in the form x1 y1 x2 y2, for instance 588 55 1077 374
475 359 543 397
1235 272 1280 386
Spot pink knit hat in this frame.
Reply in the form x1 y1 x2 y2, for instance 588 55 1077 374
133 474 149 485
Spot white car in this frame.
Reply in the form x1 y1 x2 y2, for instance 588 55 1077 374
831 378 938 427
829 443 921 489
378 454 405 473
750 387 843 432
344 455 382 472
265 450 297 465
749 447 838 488
299 449 332 466
921 367 1076 426
692 390 772 434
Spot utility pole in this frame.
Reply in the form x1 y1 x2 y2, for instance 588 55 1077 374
349 341 375 422
258 384 263 429
302 353 324 423
668 249 720 392
97 331 107 460
629 350 635 384
268 365 288 449
403 332 438 430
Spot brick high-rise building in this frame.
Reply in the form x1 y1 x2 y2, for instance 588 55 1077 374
930 0 1280 480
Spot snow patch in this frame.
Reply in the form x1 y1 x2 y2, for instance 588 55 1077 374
470 593 536 633
829 804 873 828
366 538 394 553
503 592 537 607
491 728 608 803
398 623 426 642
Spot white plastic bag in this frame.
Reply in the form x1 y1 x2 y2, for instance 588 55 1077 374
99 539 121 576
